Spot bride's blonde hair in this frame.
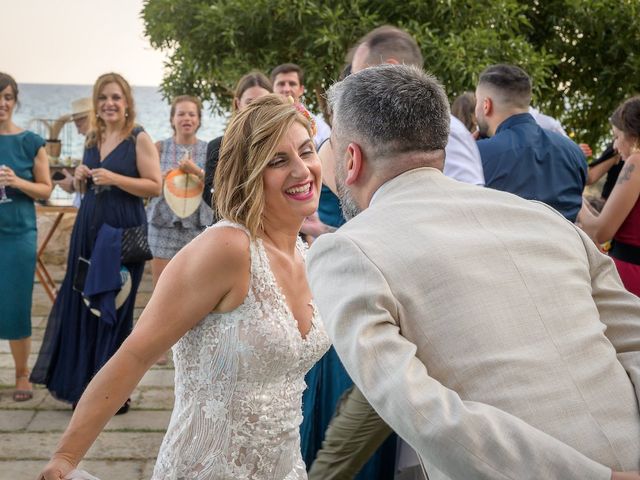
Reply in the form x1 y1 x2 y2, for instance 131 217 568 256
214 94 312 237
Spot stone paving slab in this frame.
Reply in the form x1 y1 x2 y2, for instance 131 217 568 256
137 368 175 388
0 431 165 460
1 264 170 477
27 409 171 433
136 388 174 410
0 409 35 432
31 301 54 317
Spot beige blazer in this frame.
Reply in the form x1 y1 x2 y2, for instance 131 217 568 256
307 167 640 480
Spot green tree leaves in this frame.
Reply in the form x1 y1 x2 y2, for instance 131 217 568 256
142 0 640 147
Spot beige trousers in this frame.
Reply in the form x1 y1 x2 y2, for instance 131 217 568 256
308 386 393 480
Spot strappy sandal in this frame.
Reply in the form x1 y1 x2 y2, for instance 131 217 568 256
13 374 33 402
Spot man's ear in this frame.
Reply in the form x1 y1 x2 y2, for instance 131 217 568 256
345 143 364 186
483 96 493 117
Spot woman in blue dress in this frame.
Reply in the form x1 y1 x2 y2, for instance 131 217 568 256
31 73 161 411
0 72 53 402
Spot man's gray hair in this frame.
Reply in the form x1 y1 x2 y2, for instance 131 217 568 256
327 64 450 159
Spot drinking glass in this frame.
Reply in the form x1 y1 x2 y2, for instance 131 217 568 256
0 165 12 204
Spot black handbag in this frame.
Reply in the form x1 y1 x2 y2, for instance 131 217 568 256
121 224 153 264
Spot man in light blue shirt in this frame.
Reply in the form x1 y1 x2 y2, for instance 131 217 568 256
475 64 587 221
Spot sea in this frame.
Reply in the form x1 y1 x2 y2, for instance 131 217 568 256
13 83 227 161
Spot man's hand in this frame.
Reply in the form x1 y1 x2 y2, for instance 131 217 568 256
54 168 75 193
579 143 593 157
178 158 203 178
300 212 335 239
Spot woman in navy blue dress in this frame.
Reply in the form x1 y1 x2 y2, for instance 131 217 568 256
31 73 161 410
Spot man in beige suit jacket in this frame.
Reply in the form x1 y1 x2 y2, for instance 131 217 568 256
307 64 640 479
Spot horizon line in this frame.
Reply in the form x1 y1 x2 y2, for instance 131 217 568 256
21 82 163 88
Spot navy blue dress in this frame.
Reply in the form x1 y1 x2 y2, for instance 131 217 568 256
31 128 147 403
301 185 397 479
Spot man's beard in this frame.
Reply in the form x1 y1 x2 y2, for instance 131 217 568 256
477 116 490 138
335 163 361 221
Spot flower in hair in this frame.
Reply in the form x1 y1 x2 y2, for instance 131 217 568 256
292 102 317 138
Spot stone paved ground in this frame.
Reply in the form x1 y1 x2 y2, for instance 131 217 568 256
0 264 171 480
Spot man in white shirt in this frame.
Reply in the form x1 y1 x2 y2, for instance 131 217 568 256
446 115 484 185
350 26 484 187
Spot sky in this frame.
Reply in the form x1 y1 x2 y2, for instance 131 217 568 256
3 0 167 86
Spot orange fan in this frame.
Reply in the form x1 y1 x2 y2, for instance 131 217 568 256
163 168 204 218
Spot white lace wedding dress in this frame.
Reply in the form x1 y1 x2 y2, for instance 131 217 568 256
152 222 330 479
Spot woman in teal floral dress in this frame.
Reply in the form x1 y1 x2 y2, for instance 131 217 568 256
0 72 53 401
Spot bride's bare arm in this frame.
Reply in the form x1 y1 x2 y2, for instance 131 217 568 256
38 226 251 480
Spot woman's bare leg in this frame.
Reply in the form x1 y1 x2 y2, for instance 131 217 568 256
10 337 32 401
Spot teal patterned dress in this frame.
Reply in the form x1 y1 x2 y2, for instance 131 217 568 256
0 131 45 339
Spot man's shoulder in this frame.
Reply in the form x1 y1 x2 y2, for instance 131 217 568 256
476 129 516 160
546 130 586 156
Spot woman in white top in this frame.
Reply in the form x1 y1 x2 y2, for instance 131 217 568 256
39 94 330 480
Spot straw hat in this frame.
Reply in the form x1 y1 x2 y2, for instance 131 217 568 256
163 168 204 218
71 97 92 119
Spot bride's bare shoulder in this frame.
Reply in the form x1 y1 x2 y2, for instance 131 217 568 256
173 225 251 277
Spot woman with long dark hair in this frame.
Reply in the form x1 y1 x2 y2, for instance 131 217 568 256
203 71 272 207
0 72 52 402
578 96 640 296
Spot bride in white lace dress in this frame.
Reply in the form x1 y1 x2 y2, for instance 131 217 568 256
39 95 330 480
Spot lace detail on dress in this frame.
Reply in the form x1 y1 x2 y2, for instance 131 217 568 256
153 221 329 479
